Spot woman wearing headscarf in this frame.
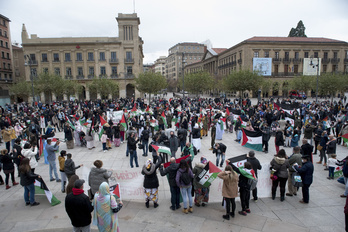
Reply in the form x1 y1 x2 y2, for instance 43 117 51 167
191 123 201 152
93 182 123 232
193 157 210 207
218 164 239 220
141 154 162 208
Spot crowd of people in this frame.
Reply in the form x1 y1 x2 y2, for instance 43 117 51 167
0 94 348 231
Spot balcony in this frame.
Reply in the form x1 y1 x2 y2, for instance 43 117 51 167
53 59 60 63
87 59 94 62
75 59 83 62
331 58 340 64
272 58 281 64
99 75 107 78
344 58 348 63
65 75 73 80
109 58 119 64
272 72 302 77
282 58 291 64
125 74 134 78
28 60 38 66
65 59 72 62
124 58 134 64
76 75 85 80
41 59 48 63
110 74 118 79
88 75 94 79
237 59 242 64
292 58 302 64
322 58 330 64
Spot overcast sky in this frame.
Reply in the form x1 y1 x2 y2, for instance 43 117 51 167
2 0 348 64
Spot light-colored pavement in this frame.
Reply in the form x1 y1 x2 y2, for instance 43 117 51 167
0 104 347 231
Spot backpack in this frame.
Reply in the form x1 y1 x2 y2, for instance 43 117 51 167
180 171 191 185
178 133 184 141
246 178 258 191
192 146 198 156
148 141 154 152
142 130 149 140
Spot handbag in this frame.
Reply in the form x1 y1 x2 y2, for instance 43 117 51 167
138 143 144 149
317 145 323 151
110 195 122 213
291 172 303 187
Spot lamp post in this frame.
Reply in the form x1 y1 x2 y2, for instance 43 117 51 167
182 52 186 98
310 57 320 102
24 55 35 106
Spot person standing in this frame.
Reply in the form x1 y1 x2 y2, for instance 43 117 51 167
1 126 11 152
141 126 150 157
58 150 67 193
270 149 290 201
160 157 180 211
313 125 323 154
286 146 302 197
191 124 201 152
193 157 210 207
19 158 40 206
46 138 61 182
210 122 216 150
64 123 74 149
88 160 112 200
142 155 162 208
301 139 313 163
261 123 271 153
176 159 194 214
247 151 262 202
0 149 19 189
65 179 94 232
177 125 188 151
293 155 314 204
275 128 284 154
127 132 139 168
317 131 328 166
64 153 83 180
218 165 239 220
168 131 179 158
22 143 38 173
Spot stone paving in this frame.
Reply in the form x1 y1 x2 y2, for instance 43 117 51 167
0 98 347 231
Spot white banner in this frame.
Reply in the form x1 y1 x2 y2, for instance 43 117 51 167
107 110 124 124
253 58 272 76
303 58 321 76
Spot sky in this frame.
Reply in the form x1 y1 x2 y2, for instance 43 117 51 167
1 0 348 64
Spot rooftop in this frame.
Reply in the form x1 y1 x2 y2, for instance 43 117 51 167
245 36 347 43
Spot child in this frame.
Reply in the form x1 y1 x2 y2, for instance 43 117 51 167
58 150 67 193
64 153 83 181
101 131 108 152
327 154 337 180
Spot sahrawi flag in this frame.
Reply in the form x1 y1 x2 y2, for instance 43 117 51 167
34 178 61 206
228 154 248 168
342 133 348 146
109 183 121 200
151 144 171 156
195 161 221 187
241 129 263 151
161 111 168 128
65 115 76 130
99 116 107 139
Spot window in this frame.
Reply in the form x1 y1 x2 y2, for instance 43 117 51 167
31 68 37 77
284 52 289 59
111 66 117 76
111 52 117 60
333 52 338 59
294 65 298 74
332 65 337 72
43 68 48 74
5 42 7 48
54 68 60 75
53 53 59 62
42 53 48 62
30 54 36 61
314 52 318 58
323 65 327 73
4 31 7 37
1 52 4 58
304 52 309 58
323 52 328 59
126 66 133 75
275 52 279 59
99 52 105 61
284 65 289 74
100 66 106 75
0 29 2 36
89 67 94 76
9 74 12 79
254 51 259 58
66 67 72 76
77 67 83 76
76 53 82 61
6 53 9 59
65 53 71 61
295 52 299 59
274 65 278 74
7 63 10 69
0 40 2 47
88 52 94 61
126 51 132 61
264 51 269 58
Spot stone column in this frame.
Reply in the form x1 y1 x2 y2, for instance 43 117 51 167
52 93 57 102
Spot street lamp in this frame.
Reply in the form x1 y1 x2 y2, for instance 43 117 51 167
24 55 35 106
181 52 186 98
309 57 320 102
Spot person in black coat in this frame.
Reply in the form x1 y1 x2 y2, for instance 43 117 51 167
213 143 227 168
141 155 162 208
293 155 314 204
0 149 19 189
19 158 40 206
13 138 22 177
301 139 314 163
160 157 180 210
127 132 139 168
261 123 271 153
275 128 284 154
247 151 262 201
177 126 188 151
65 179 93 231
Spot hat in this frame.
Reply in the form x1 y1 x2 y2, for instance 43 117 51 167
74 179 85 188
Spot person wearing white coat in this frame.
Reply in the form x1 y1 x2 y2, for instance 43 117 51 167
22 143 39 172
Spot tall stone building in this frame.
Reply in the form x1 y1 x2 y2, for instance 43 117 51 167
166 42 206 80
0 14 13 106
21 13 143 102
154 56 166 76
185 36 348 97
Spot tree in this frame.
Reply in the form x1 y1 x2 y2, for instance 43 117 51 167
290 75 314 100
183 71 214 95
64 80 83 98
261 79 272 97
288 20 307 37
223 70 263 97
9 81 32 99
318 73 347 102
34 73 65 103
87 78 119 99
135 72 167 101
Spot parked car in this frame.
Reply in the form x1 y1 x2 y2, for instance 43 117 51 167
289 90 307 99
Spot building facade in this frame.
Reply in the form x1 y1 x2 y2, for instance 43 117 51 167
22 13 144 102
154 56 166 76
166 42 206 80
0 14 13 106
12 44 25 83
185 36 348 96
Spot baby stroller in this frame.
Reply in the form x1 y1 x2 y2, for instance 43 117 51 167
79 131 87 147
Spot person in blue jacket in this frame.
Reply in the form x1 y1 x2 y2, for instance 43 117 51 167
293 155 314 204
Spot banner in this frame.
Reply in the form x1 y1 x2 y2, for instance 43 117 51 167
303 58 321 76
107 110 124 124
253 58 272 76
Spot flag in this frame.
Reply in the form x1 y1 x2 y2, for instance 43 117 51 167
226 108 230 117
39 137 43 157
238 167 256 179
342 133 348 145
322 116 328 122
163 155 190 168
34 178 61 206
284 112 295 127
151 144 171 156
65 115 76 130
195 161 221 187
274 103 300 115
99 116 107 139
239 116 248 128
146 105 150 113
109 183 121 200
73 114 80 120
120 114 127 131
131 103 137 112
161 111 168 128
228 154 248 168
79 118 88 128
241 129 263 151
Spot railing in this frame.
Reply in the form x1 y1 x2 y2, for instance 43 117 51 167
65 75 73 79
124 58 134 63
331 58 340 64
87 59 94 62
41 59 48 63
272 72 303 77
65 59 72 62
272 58 281 63
125 74 134 78
109 58 119 64
29 60 38 65
282 58 291 63
110 75 118 79
76 75 85 80
292 58 302 64
88 75 94 79
53 59 60 63
76 59 83 62
99 75 107 78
